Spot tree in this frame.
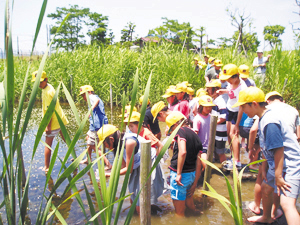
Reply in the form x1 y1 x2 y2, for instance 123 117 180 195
107 29 115 45
217 37 233 48
263 25 285 48
232 30 260 52
86 12 109 45
227 8 251 54
148 26 168 38
161 17 195 50
194 26 206 54
121 22 136 42
48 5 90 51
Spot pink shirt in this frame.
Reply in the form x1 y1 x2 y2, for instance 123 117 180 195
173 100 189 118
193 113 211 149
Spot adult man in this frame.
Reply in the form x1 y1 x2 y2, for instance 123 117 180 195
204 59 223 83
252 49 272 85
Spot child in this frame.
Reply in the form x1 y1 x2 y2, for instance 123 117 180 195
217 64 247 169
139 95 161 140
193 95 216 169
31 70 68 172
233 87 300 224
99 122 165 214
238 64 256 87
162 85 179 111
172 83 190 119
206 80 227 163
166 111 202 217
79 85 110 168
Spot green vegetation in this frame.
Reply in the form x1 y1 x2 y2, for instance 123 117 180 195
1 44 299 108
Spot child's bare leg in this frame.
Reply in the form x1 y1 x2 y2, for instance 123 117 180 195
43 136 54 172
230 125 240 162
280 195 300 225
59 130 66 143
248 182 274 223
249 165 263 214
98 150 112 170
173 199 186 217
200 153 207 172
218 153 227 163
185 195 196 211
271 194 282 219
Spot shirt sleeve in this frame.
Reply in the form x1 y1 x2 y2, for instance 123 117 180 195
263 123 283 151
193 116 201 132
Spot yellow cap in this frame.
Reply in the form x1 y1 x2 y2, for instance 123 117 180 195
198 95 216 106
205 79 221 88
214 59 223 67
186 87 194 95
124 111 140 122
79 85 94 96
232 87 265 108
198 61 207 69
208 57 215 64
196 88 208 97
238 64 250 78
162 88 176 98
139 95 150 105
151 101 166 121
166 111 186 128
182 81 192 87
193 57 199 61
265 91 282 101
219 64 239 80
31 70 47 82
97 124 119 147
168 85 176 89
204 54 210 58
118 105 137 117
174 83 187 93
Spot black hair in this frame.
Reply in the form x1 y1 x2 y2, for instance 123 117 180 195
182 92 190 101
171 96 179 106
103 130 124 156
157 106 169 118
231 74 239 79
247 102 268 107
267 95 283 102
198 105 204 114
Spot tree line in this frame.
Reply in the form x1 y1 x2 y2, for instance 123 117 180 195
48 4 294 53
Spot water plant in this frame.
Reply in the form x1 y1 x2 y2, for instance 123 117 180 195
200 158 265 225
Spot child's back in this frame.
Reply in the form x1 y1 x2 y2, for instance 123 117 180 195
193 113 211 151
89 93 108 131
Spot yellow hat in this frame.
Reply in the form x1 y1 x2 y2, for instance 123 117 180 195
79 85 94 96
139 95 150 105
214 59 223 67
151 101 166 120
208 57 216 64
97 124 119 147
174 83 187 93
196 88 208 97
118 105 137 117
238 64 250 78
193 57 199 61
168 85 176 89
198 95 216 106
265 91 282 101
204 54 210 58
205 79 221 88
232 87 265 108
182 81 192 87
219 64 239 80
162 88 176 98
166 111 186 128
186 87 194 95
198 61 207 69
31 70 47 82
124 111 140 122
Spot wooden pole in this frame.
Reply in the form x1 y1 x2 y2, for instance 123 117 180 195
140 140 151 225
110 83 113 122
202 115 218 191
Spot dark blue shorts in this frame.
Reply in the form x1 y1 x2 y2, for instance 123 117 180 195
226 109 238 124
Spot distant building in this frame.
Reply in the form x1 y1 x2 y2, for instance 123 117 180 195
137 35 172 48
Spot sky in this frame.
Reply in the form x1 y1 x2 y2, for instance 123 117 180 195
0 0 299 55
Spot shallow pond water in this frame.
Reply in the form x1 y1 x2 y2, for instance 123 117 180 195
0 103 299 224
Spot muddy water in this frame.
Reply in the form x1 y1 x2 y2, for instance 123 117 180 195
1 103 300 224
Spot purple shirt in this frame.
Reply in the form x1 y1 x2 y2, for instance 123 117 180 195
193 113 211 149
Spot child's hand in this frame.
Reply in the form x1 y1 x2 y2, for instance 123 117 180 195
233 125 239 136
187 184 196 197
105 172 111 177
276 176 291 196
175 174 184 186
45 127 51 135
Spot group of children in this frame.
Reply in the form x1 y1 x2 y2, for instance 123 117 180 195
32 56 300 222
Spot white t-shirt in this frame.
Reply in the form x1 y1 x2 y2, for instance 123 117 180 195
253 57 268 74
226 79 247 112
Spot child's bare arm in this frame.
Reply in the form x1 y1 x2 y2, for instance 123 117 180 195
216 89 229 95
176 138 187 186
91 98 100 110
274 147 291 196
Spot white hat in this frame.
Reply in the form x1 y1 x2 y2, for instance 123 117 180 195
256 49 263 53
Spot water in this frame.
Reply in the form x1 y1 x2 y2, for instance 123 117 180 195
1 103 299 224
